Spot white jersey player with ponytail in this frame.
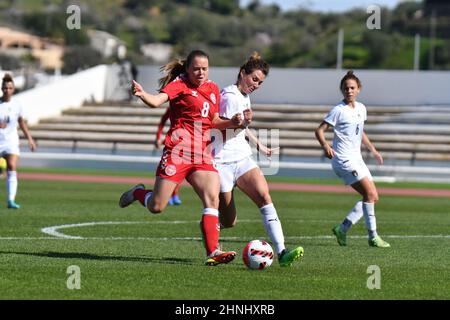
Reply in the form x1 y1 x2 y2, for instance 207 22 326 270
215 52 304 267
0 74 37 209
315 70 390 248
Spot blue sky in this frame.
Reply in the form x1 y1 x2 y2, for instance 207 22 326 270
240 0 421 12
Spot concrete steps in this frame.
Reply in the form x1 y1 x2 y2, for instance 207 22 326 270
22 102 450 162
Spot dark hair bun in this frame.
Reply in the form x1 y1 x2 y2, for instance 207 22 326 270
2 73 13 82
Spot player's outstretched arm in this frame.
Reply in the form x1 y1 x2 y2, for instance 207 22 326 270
132 80 168 108
245 128 278 157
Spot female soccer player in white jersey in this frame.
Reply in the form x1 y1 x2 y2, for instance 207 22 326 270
214 52 304 267
0 74 37 209
315 70 390 248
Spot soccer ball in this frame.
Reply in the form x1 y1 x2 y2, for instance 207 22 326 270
242 240 274 270
0 157 6 171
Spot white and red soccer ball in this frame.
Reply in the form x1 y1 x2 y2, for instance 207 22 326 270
242 240 274 270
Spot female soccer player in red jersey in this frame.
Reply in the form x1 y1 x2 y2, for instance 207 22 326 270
119 50 247 266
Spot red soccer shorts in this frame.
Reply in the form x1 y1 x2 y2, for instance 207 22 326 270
156 148 218 184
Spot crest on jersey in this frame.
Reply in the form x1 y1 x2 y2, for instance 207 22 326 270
210 93 216 104
165 164 177 176
191 90 198 97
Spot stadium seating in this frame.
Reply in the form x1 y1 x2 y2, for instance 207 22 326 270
21 102 450 163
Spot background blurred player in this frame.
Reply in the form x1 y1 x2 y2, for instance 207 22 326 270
0 157 6 178
315 70 390 248
0 73 37 209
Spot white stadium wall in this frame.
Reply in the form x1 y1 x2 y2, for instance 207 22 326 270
16 65 108 126
138 66 450 106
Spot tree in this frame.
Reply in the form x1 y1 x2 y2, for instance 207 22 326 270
62 45 104 74
0 54 21 70
209 0 240 15
362 30 394 66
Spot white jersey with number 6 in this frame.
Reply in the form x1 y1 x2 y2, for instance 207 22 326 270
324 101 367 162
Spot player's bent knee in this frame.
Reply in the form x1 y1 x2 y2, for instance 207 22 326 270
147 203 164 214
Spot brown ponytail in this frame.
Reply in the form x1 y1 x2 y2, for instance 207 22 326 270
158 59 186 90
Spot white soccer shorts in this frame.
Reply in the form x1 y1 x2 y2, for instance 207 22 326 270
331 156 372 186
0 144 20 157
217 157 259 193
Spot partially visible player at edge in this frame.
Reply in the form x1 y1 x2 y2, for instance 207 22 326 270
0 74 37 209
119 50 249 265
214 52 304 266
315 70 390 248
154 107 182 206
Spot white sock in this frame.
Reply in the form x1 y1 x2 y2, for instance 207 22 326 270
260 203 285 255
362 202 378 238
144 191 153 207
6 171 17 202
203 208 219 217
341 200 364 232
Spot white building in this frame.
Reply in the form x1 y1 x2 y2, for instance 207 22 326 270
140 43 173 64
87 29 126 59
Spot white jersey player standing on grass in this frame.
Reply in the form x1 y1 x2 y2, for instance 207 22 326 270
315 70 390 248
0 74 37 209
214 52 304 266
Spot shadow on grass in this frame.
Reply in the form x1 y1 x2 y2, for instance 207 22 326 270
0 251 195 265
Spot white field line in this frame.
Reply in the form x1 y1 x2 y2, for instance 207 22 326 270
2 235 450 241
0 220 435 241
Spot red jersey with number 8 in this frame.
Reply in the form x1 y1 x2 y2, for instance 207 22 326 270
161 75 219 155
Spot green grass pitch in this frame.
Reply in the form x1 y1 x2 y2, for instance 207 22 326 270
0 171 449 300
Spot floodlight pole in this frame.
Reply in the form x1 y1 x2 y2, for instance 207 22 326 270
337 28 344 70
428 9 436 70
414 33 420 70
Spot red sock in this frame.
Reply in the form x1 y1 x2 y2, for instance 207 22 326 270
200 211 220 256
133 189 151 207
173 184 181 196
